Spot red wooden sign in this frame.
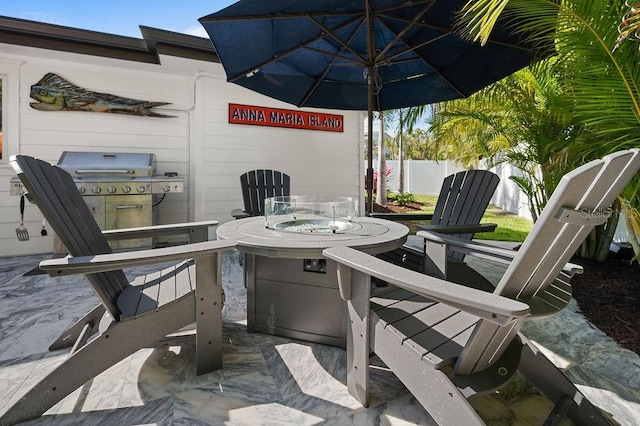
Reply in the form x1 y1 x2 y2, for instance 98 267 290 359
229 103 344 132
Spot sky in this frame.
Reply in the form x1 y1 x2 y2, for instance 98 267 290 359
0 0 237 38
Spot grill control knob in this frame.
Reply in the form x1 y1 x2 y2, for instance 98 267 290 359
107 186 117 194
122 185 132 193
163 185 171 193
78 187 86 194
92 186 102 194
137 186 146 193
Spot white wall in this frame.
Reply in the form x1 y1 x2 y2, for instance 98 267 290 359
0 45 361 256
195 73 362 225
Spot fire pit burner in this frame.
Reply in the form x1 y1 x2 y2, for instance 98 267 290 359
271 219 361 233
264 196 359 234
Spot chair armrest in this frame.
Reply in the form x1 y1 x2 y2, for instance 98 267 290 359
231 208 251 219
323 246 529 326
416 230 583 276
39 239 238 276
368 212 434 221
417 223 497 234
102 220 218 241
418 230 516 261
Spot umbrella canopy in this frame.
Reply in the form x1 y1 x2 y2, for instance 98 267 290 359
199 0 550 213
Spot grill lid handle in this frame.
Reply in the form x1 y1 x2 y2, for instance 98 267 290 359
75 169 135 174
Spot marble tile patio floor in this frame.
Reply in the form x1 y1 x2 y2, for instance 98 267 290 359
0 237 639 425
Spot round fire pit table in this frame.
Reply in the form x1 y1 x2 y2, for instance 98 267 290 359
217 216 408 347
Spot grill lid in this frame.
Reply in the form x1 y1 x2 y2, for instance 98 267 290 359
57 151 157 178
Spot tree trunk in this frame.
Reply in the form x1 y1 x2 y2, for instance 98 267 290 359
376 112 387 206
621 198 640 262
398 110 404 194
595 198 621 262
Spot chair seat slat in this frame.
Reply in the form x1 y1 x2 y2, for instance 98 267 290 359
382 302 459 342
374 295 436 326
371 287 417 311
422 325 476 368
408 311 478 357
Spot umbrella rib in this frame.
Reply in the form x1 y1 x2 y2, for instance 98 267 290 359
389 39 466 98
302 45 365 65
374 1 436 63
300 15 370 107
382 15 538 53
310 17 368 65
199 1 437 23
226 14 366 82
382 32 449 63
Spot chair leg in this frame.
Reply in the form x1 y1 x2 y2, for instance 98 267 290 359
372 320 485 425
0 300 196 426
344 269 372 406
516 333 611 426
48 304 106 350
194 253 223 375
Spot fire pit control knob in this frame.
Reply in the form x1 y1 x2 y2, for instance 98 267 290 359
163 185 172 193
92 186 102 194
122 185 131 193
137 186 146 193
107 186 117 194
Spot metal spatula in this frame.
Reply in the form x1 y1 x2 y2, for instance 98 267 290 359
16 195 29 241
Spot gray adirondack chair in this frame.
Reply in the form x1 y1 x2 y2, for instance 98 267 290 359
1 155 237 426
231 169 290 219
323 149 640 425
373 169 500 271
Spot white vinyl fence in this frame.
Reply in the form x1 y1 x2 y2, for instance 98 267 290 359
382 159 529 216
378 159 630 243
383 160 465 195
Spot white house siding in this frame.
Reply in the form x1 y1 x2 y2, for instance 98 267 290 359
195 73 362 229
0 44 362 256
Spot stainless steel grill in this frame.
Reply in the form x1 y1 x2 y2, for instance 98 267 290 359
56 151 184 196
11 151 184 251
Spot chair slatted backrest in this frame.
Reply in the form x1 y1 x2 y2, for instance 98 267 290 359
455 150 640 375
11 155 129 321
240 169 290 216
432 170 499 260
496 150 640 299
432 170 499 227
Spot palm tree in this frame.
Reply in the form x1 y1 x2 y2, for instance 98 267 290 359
458 0 639 152
375 111 388 206
457 0 640 260
429 61 592 220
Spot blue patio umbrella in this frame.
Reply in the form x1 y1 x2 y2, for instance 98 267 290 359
199 0 550 213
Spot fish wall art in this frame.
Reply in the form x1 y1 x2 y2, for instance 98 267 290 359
29 73 174 118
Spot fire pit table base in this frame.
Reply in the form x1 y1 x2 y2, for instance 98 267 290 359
247 256 346 347
216 215 409 347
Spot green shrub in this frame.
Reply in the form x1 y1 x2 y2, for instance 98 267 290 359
392 192 416 206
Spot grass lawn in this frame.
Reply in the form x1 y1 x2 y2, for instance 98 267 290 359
394 194 533 243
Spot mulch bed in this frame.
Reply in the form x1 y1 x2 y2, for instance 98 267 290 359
372 201 425 213
571 254 640 355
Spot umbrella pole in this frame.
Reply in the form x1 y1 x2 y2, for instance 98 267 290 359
365 0 374 215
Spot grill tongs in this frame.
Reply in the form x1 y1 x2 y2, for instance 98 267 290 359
16 194 29 241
